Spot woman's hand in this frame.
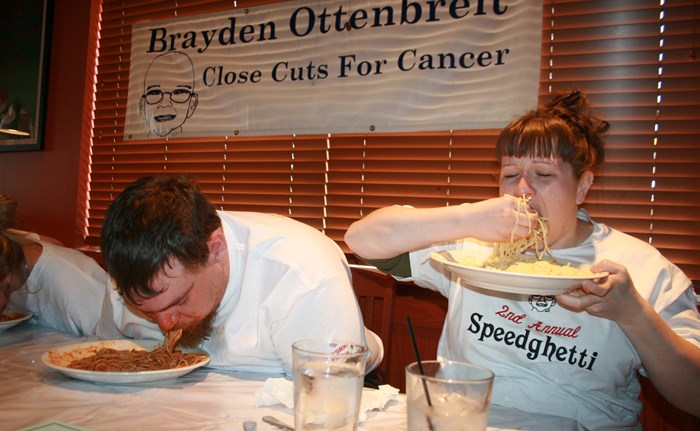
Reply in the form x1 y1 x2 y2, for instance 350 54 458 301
559 260 700 416
465 195 540 244
556 260 645 324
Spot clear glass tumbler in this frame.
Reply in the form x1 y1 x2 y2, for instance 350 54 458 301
406 360 494 431
292 338 368 431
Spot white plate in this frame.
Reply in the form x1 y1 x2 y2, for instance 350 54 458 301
0 312 32 332
41 339 210 384
429 250 607 295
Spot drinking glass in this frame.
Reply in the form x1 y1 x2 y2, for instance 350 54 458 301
406 360 494 431
292 339 368 431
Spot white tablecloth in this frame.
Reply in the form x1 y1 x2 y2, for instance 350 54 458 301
1 322 583 431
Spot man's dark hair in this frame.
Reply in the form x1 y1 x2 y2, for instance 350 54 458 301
100 174 221 304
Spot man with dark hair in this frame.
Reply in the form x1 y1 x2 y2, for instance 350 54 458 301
97 174 382 375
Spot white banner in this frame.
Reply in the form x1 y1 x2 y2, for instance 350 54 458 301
124 0 542 140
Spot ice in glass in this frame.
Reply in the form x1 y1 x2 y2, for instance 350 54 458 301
293 339 368 431
406 360 494 431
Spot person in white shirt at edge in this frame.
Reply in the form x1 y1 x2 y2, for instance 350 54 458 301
96 174 383 377
344 90 700 430
0 194 106 335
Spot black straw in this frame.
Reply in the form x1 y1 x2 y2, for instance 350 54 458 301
406 316 435 431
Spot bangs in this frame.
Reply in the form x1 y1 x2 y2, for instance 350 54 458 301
496 115 577 162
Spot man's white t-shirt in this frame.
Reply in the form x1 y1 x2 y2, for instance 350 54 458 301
398 209 700 430
97 211 382 376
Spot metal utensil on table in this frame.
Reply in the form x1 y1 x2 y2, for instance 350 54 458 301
242 420 257 431
262 415 294 431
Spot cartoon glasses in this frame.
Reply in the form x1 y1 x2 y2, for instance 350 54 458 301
143 88 194 105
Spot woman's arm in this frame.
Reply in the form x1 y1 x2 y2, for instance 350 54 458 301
344 196 539 259
557 260 700 416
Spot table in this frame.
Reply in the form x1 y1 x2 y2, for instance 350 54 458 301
1 322 583 431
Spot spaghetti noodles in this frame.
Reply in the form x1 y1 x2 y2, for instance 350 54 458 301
67 329 208 372
0 312 26 322
484 254 587 276
477 195 589 276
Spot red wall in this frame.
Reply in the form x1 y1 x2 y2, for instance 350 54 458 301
0 0 93 247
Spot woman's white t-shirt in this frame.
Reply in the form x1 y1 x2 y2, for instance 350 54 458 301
398 209 700 430
10 241 107 336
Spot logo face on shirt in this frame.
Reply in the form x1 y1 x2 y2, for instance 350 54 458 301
528 295 556 312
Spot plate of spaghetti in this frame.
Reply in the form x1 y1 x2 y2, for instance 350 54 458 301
0 311 32 332
429 196 607 294
430 249 607 295
41 330 210 384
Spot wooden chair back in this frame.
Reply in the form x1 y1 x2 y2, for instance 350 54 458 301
350 265 396 382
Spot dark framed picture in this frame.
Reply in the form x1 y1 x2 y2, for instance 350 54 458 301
0 0 53 152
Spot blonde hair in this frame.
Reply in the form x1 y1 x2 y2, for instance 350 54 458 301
0 195 29 290
0 195 18 230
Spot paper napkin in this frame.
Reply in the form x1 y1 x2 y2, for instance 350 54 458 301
255 377 400 422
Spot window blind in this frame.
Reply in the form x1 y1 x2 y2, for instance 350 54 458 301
538 0 700 287
85 0 700 289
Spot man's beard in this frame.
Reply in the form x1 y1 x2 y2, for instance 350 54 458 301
177 311 216 348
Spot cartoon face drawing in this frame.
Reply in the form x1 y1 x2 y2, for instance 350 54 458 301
139 52 199 138
529 295 556 312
